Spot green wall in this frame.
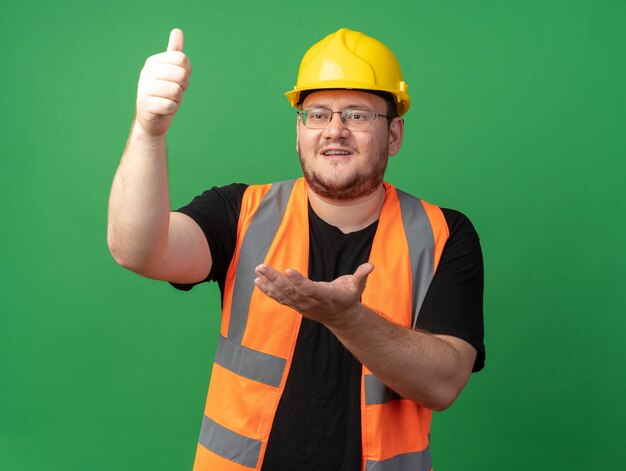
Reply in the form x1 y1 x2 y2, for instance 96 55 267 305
2 1 624 469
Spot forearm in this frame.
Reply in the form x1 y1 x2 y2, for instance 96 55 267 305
326 304 474 411
107 122 171 273
254 263 476 410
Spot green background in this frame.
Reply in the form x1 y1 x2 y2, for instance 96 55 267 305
2 0 625 469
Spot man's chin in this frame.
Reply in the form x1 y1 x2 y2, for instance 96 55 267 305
304 174 380 201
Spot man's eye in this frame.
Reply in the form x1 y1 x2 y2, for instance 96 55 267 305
307 110 329 120
346 111 367 120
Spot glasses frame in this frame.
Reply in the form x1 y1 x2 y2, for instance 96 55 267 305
297 107 391 130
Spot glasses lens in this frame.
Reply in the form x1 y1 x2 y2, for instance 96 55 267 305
343 110 375 129
303 108 331 128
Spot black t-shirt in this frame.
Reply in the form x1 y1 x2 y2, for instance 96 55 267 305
174 183 485 471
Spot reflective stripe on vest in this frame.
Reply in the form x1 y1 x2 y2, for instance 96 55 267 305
396 189 435 327
198 416 261 468
227 179 296 343
214 335 285 388
365 448 432 471
193 178 448 471
364 374 402 404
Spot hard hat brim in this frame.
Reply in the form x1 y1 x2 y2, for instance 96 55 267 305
285 83 410 117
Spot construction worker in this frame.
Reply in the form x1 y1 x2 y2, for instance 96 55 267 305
108 27 485 471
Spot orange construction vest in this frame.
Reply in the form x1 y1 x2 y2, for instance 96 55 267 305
192 178 449 471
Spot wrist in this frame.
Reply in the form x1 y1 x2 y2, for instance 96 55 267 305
129 119 167 149
325 302 365 332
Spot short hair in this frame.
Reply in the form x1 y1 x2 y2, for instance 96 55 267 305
364 90 399 120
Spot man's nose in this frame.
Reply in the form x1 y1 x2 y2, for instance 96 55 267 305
323 112 350 139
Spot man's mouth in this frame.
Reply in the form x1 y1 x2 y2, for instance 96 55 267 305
321 149 352 156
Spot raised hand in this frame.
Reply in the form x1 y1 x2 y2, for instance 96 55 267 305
254 263 375 326
135 28 192 137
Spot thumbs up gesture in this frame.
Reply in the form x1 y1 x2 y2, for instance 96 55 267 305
135 28 192 137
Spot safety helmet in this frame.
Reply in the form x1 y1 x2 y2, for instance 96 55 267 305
285 28 410 116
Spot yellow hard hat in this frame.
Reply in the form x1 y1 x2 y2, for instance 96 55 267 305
285 28 410 116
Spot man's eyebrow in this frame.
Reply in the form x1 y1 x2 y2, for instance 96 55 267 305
304 103 373 109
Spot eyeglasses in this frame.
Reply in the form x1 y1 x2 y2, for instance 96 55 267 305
298 107 390 130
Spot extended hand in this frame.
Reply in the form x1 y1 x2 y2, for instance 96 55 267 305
254 263 375 326
135 28 192 137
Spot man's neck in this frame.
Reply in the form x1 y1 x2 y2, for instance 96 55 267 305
307 184 386 234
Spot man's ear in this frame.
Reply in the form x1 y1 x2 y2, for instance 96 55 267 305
388 117 404 156
295 116 301 153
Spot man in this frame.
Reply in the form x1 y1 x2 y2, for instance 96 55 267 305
108 27 484 471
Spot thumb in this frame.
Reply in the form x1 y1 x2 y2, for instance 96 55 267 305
167 28 184 52
354 263 375 278
353 263 374 291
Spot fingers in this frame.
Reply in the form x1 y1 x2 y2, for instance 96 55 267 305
145 77 184 100
254 265 302 307
256 265 309 288
253 264 275 293
136 74 185 121
139 93 182 118
147 63 190 91
254 264 275 283
284 268 309 285
167 28 184 52
254 265 294 292
145 51 192 78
